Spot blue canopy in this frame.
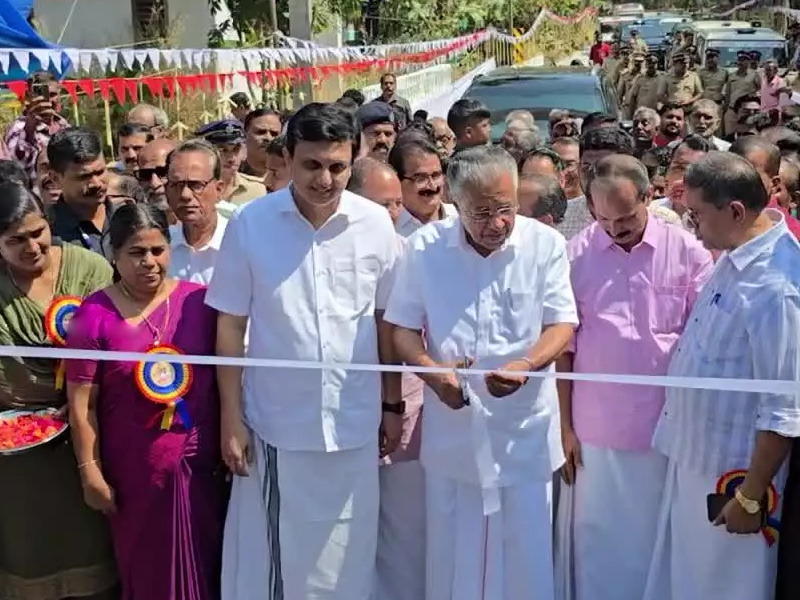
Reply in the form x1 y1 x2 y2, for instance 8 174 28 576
0 0 68 81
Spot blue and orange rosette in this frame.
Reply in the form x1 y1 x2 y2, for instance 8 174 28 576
716 469 780 546
134 344 193 431
44 295 82 391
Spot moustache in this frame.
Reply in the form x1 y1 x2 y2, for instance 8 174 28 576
373 143 389 151
419 188 441 197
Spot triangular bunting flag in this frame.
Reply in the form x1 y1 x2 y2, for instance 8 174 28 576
61 80 78 104
163 77 176 97
96 79 111 102
77 79 94 98
125 79 138 104
110 78 127 104
142 76 163 98
6 80 26 103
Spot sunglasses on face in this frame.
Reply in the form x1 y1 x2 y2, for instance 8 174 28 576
136 166 169 182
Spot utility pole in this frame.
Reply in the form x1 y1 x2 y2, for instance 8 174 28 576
509 0 514 32
269 0 278 33
288 0 314 105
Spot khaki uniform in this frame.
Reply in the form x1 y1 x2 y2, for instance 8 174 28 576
698 67 728 104
627 72 663 110
226 172 266 206
723 69 762 134
658 70 703 105
618 68 643 118
611 59 629 88
603 56 620 84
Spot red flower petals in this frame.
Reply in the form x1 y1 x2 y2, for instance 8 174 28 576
0 414 65 450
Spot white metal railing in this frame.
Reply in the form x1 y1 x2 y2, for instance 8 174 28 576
361 63 453 109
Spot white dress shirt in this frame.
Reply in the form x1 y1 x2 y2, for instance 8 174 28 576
653 210 800 481
395 202 457 238
384 216 579 485
168 215 228 285
556 195 594 240
205 187 399 452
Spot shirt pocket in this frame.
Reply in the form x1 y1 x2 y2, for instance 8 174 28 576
696 296 749 363
330 257 379 316
498 290 535 340
650 285 689 335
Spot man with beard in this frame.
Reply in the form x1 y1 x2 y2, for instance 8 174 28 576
47 128 114 258
196 120 266 210
627 53 663 112
358 103 397 162
386 145 577 600
724 94 761 143
632 107 660 155
264 135 291 194
389 134 456 237
166 139 228 285
689 99 729 150
653 102 685 147
657 53 703 111
210 102 400 600
723 52 762 136
137 138 177 222
112 122 152 174
240 107 282 178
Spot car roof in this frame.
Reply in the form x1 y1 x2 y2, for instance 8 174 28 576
471 67 599 85
702 27 786 42
691 20 752 31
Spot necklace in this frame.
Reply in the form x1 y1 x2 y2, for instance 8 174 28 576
118 280 171 345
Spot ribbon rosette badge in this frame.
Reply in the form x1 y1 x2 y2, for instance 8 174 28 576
716 469 780 546
44 295 82 391
135 345 193 431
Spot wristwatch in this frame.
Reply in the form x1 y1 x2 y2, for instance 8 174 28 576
734 487 762 515
382 401 406 415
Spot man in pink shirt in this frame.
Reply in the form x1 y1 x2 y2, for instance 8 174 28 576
730 136 800 240
554 154 713 600
760 60 792 113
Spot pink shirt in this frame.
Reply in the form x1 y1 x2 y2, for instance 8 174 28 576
760 75 791 111
566 217 714 450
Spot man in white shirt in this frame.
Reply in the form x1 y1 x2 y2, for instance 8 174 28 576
385 145 578 600
388 134 456 237
207 102 402 600
645 151 800 600
165 139 228 285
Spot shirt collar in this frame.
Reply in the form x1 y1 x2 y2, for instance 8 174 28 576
172 213 227 250
593 212 660 251
53 196 114 234
277 185 355 223
398 202 453 229
726 208 789 272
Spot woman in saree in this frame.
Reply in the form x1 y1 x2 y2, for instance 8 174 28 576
0 182 118 600
66 203 227 600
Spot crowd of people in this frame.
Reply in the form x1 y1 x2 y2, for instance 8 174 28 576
0 50 798 600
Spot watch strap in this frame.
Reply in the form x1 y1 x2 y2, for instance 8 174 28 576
382 401 406 415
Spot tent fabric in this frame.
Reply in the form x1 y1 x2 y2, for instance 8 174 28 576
0 0 53 49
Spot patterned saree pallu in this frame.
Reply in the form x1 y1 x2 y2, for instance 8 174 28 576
716 469 780 546
44 295 82 391
135 344 193 431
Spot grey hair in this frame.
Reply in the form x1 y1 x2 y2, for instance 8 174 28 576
549 108 570 123
129 103 170 128
505 109 535 128
347 157 398 195
693 99 720 118
446 145 518 204
520 173 567 223
633 106 660 128
586 154 650 201
166 138 222 180
684 151 769 212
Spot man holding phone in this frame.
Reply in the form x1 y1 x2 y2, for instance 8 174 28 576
4 70 68 184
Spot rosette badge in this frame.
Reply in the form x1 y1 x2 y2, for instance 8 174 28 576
135 344 193 431
44 295 82 390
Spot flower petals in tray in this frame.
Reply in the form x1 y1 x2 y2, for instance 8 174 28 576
0 408 68 455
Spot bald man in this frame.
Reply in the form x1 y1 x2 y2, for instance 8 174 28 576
347 157 403 223
137 138 177 221
430 117 455 157
347 157 426 600
128 103 169 138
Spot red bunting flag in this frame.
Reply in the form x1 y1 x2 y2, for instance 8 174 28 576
77 79 94 98
60 80 78 104
125 79 138 104
142 76 163 98
163 76 176 97
109 78 127 104
6 80 26 103
96 79 111 101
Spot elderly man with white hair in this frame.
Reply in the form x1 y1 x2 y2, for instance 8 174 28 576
385 145 578 600
689 99 730 151
128 103 170 138
501 120 542 162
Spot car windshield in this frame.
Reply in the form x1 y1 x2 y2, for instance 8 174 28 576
622 22 667 40
464 77 607 139
708 41 787 67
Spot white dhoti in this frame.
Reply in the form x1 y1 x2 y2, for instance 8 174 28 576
554 444 668 600
375 460 426 600
643 460 780 600
221 437 379 600
426 471 555 600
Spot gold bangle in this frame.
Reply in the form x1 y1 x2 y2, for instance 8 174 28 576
77 459 98 470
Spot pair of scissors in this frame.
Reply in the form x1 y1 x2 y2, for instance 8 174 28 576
456 355 471 407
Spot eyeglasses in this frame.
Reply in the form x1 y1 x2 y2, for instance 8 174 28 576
402 171 444 186
461 205 517 222
166 179 213 195
137 166 169 182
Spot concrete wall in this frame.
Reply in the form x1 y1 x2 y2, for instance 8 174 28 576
33 0 212 48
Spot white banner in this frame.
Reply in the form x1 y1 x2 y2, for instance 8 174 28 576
412 58 497 118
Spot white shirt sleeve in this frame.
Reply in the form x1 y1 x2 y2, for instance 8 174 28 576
753 286 800 437
375 227 401 312
542 236 579 327
383 243 425 330
205 210 252 317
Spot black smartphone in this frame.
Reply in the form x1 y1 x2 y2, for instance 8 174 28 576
31 82 49 99
706 493 729 522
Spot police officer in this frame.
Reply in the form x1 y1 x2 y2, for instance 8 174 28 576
618 52 645 119
629 29 648 52
602 42 622 86
356 102 397 162
627 52 663 111
723 50 762 134
657 51 703 110
612 44 633 89
684 44 701 70
750 50 762 71
698 48 728 105
195 119 266 208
